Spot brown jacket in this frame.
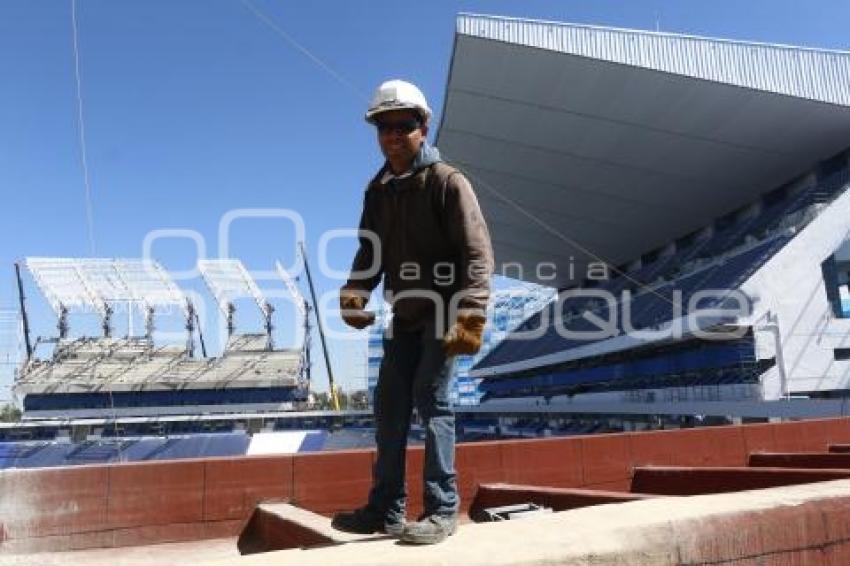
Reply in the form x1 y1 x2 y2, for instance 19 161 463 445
345 159 494 331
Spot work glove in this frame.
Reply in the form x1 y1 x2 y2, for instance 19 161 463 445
339 287 375 330
443 312 486 356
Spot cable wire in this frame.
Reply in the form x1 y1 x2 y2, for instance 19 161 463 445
72 0 123 457
240 0 368 101
70 0 97 256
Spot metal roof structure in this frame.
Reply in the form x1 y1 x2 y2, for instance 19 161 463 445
275 261 307 318
455 14 850 106
198 259 269 319
25 258 186 315
438 14 850 288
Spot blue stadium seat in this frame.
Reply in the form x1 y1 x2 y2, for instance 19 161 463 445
66 440 138 463
480 337 757 400
478 233 790 372
297 431 328 452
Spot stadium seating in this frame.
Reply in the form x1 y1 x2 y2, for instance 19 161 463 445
65 440 138 463
23 386 306 411
480 336 757 400
0 432 252 469
143 433 250 460
17 334 303 415
470 167 835 403
475 165 850 375
297 430 329 452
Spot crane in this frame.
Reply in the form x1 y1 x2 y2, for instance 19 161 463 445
298 242 341 411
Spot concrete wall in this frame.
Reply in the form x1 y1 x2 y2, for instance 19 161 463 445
743 163 850 398
2 417 850 554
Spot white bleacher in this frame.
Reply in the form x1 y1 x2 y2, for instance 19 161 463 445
14 257 308 419
225 333 270 353
16 335 301 394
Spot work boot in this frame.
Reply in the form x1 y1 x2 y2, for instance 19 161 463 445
400 514 457 544
331 506 405 537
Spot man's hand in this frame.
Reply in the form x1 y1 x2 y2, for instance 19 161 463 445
443 312 486 356
339 287 376 330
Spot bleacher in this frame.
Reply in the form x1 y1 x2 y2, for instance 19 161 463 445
0 442 64 469
0 432 252 469
0 442 50 461
16 333 305 416
316 427 418 451
142 433 250 460
474 162 850 402
19 338 301 391
23 386 306 411
480 337 758 401
65 439 139 463
297 430 329 452
481 234 788 369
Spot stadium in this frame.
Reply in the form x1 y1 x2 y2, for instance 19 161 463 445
4 11 850 565
441 14 850 421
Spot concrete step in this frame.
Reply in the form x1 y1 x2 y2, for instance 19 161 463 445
237 502 389 555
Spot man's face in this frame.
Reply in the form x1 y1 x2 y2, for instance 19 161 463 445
375 109 427 168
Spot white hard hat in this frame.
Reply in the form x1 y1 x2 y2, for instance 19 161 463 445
365 80 432 124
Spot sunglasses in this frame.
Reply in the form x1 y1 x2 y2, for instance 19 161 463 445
375 118 421 135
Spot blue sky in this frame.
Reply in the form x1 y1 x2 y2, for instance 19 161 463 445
1 0 849 400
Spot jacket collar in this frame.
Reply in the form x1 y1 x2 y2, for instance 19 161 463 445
377 141 442 185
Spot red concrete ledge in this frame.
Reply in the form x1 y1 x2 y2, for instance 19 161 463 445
0 519 242 555
631 465 850 495
749 452 850 469
468 483 657 522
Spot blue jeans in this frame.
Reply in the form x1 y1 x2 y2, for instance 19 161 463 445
367 321 458 522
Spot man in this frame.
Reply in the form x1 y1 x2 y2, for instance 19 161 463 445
331 79 494 545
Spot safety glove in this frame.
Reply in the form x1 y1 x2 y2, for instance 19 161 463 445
443 312 486 356
339 287 376 330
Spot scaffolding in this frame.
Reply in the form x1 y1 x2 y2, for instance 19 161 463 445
198 259 274 350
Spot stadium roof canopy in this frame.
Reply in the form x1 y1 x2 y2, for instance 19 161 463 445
25 258 186 315
437 14 850 288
